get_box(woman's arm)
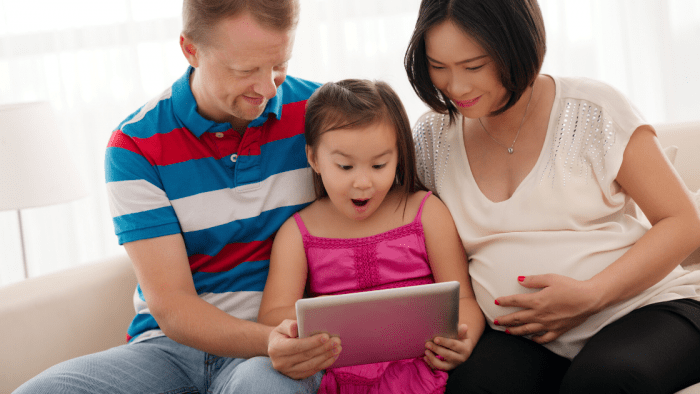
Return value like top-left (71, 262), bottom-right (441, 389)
top-left (258, 216), bottom-right (310, 326)
top-left (495, 125), bottom-right (700, 343)
top-left (587, 125), bottom-right (700, 304)
top-left (420, 194), bottom-right (486, 370)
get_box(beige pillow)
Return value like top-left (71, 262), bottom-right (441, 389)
top-left (664, 145), bottom-right (679, 165)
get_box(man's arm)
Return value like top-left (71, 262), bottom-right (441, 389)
top-left (125, 233), bottom-right (272, 357)
top-left (125, 233), bottom-right (338, 377)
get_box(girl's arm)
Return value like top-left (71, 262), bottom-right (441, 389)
top-left (258, 216), bottom-right (309, 326)
top-left (420, 194), bottom-right (486, 370)
top-left (496, 125), bottom-right (700, 343)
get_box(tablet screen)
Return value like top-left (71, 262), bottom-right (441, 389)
top-left (295, 281), bottom-right (459, 368)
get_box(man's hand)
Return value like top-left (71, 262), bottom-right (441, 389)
top-left (268, 319), bottom-right (341, 379)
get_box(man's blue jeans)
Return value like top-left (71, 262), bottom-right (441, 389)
top-left (13, 336), bottom-right (322, 394)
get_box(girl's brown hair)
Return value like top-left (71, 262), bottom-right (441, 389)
top-left (305, 79), bottom-right (427, 202)
top-left (405, 0), bottom-right (546, 121)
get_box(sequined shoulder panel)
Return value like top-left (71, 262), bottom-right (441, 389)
top-left (413, 113), bottom-right (452, 195)
top-left (540, 99), bottom-right (616, 187)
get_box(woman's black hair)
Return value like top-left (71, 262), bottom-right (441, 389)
top-left (405, 0), bottom-right (546, 121)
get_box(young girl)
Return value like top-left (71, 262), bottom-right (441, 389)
top-left (258, 79), bottom-right (485, 394)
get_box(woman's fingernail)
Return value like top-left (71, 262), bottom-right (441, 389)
top-left (494, 299), bottom-right (500, 305)
top-left (505, 329), bottom-right (511, 334)
top-left (494, 319), bottom-right (500, 326)
top-left (518, 276), bottom-right (525, 282)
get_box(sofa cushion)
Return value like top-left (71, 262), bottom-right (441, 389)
top-left (0, 254), bottom-right (136, 393)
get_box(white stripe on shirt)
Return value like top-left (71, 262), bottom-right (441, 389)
top-left (107, 179), bottom-right (171, 218)
top-left (171, 167), bottom-right (315, 233)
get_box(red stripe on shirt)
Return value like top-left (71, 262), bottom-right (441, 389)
top-left (189, 239), bottom-right (274, 273)
top-left (238, 100), bottom-right (307, 157)
top-left (134, 127), bottom-right (225, 166)
top-left (108, 129), bottom-right (147, 159)
top-left (117, 100), bottom-right (307, 165)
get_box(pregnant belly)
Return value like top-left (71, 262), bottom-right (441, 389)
top-left (467, 239), bottom-right (630, 323)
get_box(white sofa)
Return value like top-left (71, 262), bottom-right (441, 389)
top-left (1, 253), bottom-right (136, 393)
top-left (1, 122), bottom-right (699, 394)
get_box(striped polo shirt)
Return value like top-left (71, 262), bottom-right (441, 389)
top-left (105, 67), bottom-right (320, 343)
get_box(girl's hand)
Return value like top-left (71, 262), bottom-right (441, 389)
top-left (493, 274), bottom-right (600, 344)
top-left (423, 324), bottom-right (472, 371)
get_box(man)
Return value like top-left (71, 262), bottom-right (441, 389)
top-left (14, 1), bottom-right (338, 393)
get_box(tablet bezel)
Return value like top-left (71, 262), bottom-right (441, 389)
top-left (295, 281), bottom-right (460, 368)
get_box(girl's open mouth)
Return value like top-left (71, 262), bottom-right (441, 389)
top-left (352, 199), bottom-right (369, 207)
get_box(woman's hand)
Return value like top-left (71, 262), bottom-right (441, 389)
top-left (493, 274), bottom-right (601, 344)
top-left (423, 324), bottom-right (472, 371)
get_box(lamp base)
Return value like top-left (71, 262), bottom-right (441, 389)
top-left (17, 210), bottom-right (28, 279)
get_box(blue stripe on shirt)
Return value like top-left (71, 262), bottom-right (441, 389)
top-left (192, 259), bottom-right (269, 294)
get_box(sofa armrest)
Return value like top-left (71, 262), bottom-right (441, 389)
top-left (0, 253), bottom-right (136, 393)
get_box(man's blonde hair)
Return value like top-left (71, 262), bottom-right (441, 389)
top-left (182, 0), bottom-right (300, 46)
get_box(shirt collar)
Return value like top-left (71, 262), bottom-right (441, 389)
top-left (172, 66), bottom-right (284, 137)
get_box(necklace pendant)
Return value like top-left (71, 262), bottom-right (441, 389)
top-left (507, 147), bottom-right (514, 154)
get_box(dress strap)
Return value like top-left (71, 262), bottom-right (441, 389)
top-left (292, 213), bottom-right (311, 236)
top-left (413, 191), bottom-right (433, 223)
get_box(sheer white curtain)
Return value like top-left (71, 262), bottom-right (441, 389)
top-left (1, 0), bottom-right (698, 286)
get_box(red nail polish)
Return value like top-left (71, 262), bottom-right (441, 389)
top-left (505, 329), bottom-right (511, 334)
top-left (494, 319), bottom-right (499, 326)
top-left (518, 276), bottom-right (525, 282)
top-left (494, 299), bottom-right (500, 305)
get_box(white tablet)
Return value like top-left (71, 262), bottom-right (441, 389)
top-left (295, 281), bottom-right (459, 368)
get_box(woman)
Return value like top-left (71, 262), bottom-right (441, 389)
top-left (404, 0), bottom-right (700, 393)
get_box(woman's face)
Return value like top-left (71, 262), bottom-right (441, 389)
top-left (424, 20), bottom-right (508, 119)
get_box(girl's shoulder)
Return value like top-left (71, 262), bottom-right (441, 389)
top-left (279, 199), bottom-right (325, 234)
top-left (402, 190), bottom-right (447, 224)
top-left (413, 191), bottom-right (455, 228)
top-left (405, 189), bottom-right (431, 209)
top-left (291, 199), bottom-right (324, 225)
top-left (289, 198), bottom-right (342, 235)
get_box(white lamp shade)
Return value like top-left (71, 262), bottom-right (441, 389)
top-left (0, 101), bottom-right (88, 211)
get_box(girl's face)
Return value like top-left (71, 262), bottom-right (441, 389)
top-left (424, 20), bottom-right (508, 119)
top-left (307, 121), bottom-right (399, 222)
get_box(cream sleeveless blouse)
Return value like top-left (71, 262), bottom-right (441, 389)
top-left (413, 76), bottom-right (700, 359)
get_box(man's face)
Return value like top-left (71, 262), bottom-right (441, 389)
top-left (185, 13), bottom-right (295, 129)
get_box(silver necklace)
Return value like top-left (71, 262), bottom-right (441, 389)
top-left (477, 86), bottom-right (535, 154)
